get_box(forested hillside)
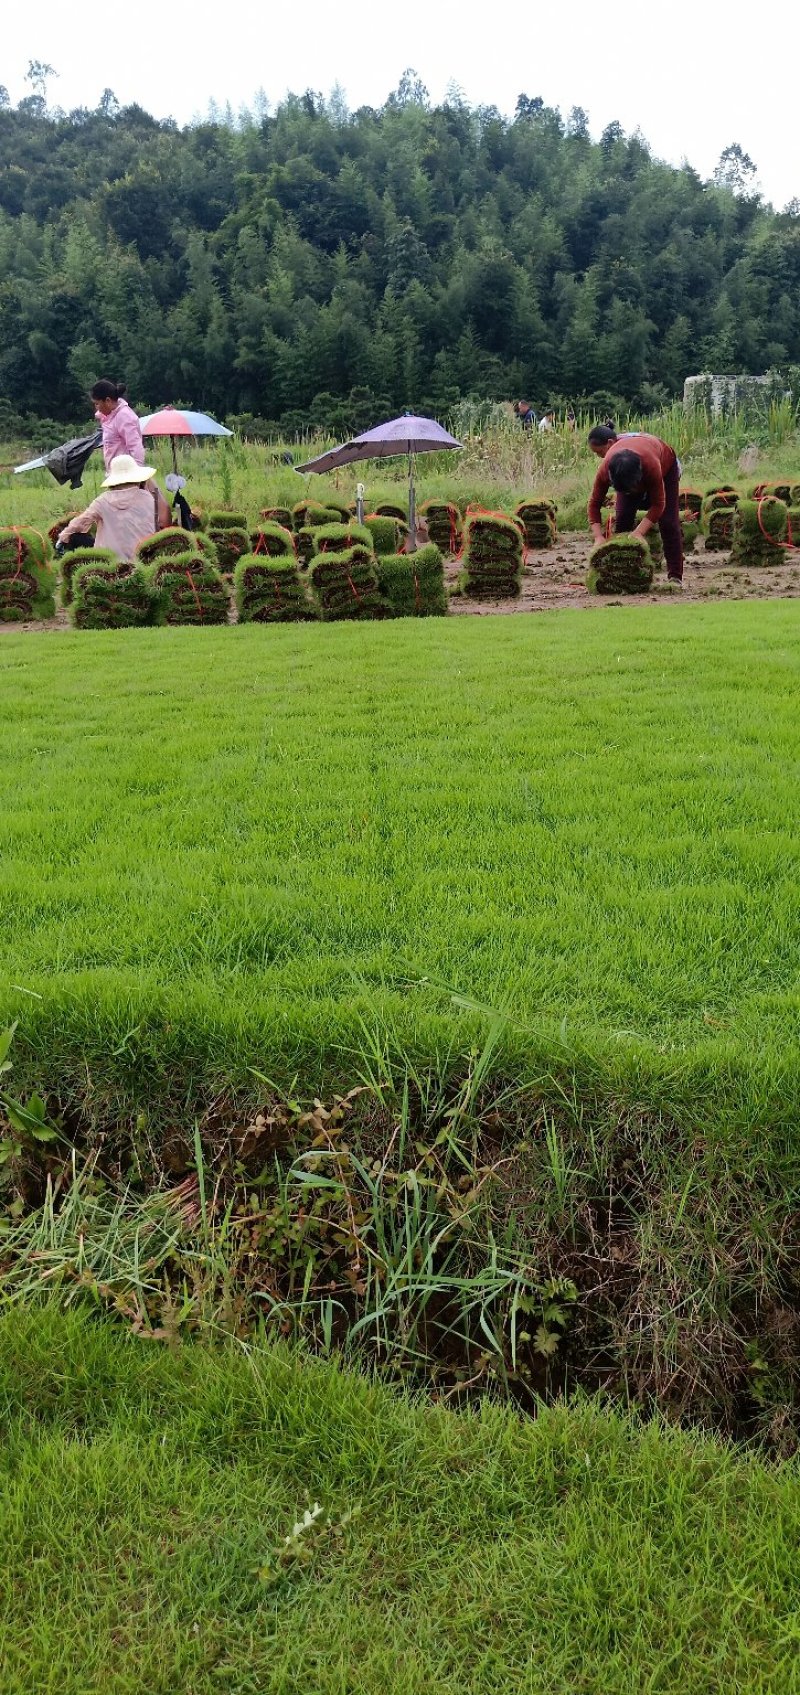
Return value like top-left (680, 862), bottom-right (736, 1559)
top-left (1, 73), bottom-right (799, 433)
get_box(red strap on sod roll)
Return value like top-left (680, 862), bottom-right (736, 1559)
top-left (183, 568), bottom-right (204, 619)
top-left (756, 497), bottom-right (791, 550)
top-left (9, 526), bottom-right (46, 584)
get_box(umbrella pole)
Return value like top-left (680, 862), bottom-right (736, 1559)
top-left (171, 437), bottom-right (178, 475)
top-left (407, 452), bottom-right (417, 554)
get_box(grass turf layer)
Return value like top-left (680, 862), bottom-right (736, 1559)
top-left (71, 561), bottom-right (154, 629)
top-left (1, 1305), bottom-right (800, 1695)
top-left (145, 553), bottom-right (230, 625)
top-left (731, 497), bottom-right (789, 566)
top-left (587, 535), bottom-right (653, 593)
top-left (234, 553), bottom-right (318, 623)
top-left (0, 527), bottom-right (57, 619)
top-left (2, 604), bottom-right (800, 1126)
top-left (376, 544), bottom-right (447, 616)
top-left (515, 497), bottom-right (557, 549)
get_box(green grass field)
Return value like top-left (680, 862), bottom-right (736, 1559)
top-left (2, 1305), bottom-right (799, 1695)
top-left (2, 600), bottom-right (800, 1125)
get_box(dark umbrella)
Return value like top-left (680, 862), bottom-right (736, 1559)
top-left (140, 407), bottom-right (232, 473)
top-left (295, 414), bottom-right (462, 552)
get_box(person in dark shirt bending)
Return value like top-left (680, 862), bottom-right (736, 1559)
top-left (587, 425), bottom-right (683, 583)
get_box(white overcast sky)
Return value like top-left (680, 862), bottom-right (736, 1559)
top-left (4, 0), bottom-right (799, 209)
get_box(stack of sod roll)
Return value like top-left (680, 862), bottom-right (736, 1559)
top-left (704, 510), bottom-right (736, 550)
top-left (702, 498), bottom-right (737, 551)
top-left (58, 544), bottom-right (102, 607)
top-left (587, 535), bottom-right (653, 594)
top-left (206, 511), bottom-right (250, 575)
top-left (142, 545), bottom-right (229, 624)
top-left (374, 502), bottom-right (407, 522)
top-left (376, 544), bottom-right (447, 617)
top-left (458, 512), bottom-right (524, 598)
top-left (234, 555), bottom-right (319, 623)
top-left (292, 498), bottom-right (345, 531)
top-left (309, 542), bottom-right (387, 621)
top-left (750, 482), bottom-right (792, 503)
top-left (514, 498), bottom-right (557, 549)
top-left (136, 528), bottom-right (211, 566)
top-left (61, 546), bottom-right (113, 607)
top-left (312, 522), bottom-right (374, 554)
top-left (640, 520), bottom-right (664, 567)
top-left (680, 519), bottom-right (700, 554)
top-left (48, 514), bottom-right (79, 548)
top-left (315, 493), bottom-right (353, 521)
top-left (419, 499), bottom-right (463, 555)
top-left (730, 497), bottom-right (788, 566)
top-left (363, 514), bottom-right (406, 555)
top-left (71, 559), bottom-right (153, 628)
top-left (260, 506), bottom-right (293, 530)
top-left (247, 522), bottom-right (296, 558)
top-left (0, 527), bottom-right (57, 620)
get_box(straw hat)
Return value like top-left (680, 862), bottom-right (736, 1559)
top-left (102, 453), bottom-right (155, 488)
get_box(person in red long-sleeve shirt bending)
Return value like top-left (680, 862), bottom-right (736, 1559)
top-left (587, 425), bottom-right (683, 583)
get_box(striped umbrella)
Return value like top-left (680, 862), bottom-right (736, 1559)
top-left (140, 408), bottom-right (232, 471)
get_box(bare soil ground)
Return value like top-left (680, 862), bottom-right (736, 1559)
top-left (3, 536), bottom-right (800, 633)
top-left (447, 535), bottom-right (800, 615)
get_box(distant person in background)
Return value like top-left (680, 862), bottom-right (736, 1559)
top-left (538, 409), bottom-right (556, 433)
top-left (57, 454), bottom-right (164, 561)
top-left (514, 400), bottom-right (536, 431)
top-left (566, 407), bottom-right (577, 431)
top-left (90, 380), bottom-right (145, 470)
top-left (587, 424), bottom-right (683, 583)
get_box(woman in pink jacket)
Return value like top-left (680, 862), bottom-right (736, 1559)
top-left (90, 379), bottom-right (144, 470)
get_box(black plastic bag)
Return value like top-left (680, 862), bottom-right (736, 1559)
top-left (42, 429), bottom-right (103, 489)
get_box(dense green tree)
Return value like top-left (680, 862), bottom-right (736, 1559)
top-left (0, 84), bottom-right (797, 431)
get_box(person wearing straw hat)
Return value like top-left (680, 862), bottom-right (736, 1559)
top-left (57, 453), bottom-right (166, 562)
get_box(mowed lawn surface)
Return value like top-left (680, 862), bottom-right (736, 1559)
top-left (2, 599), bottom-right (800, 1116)
top-left (2, 1306), bottom-right (800, 1695)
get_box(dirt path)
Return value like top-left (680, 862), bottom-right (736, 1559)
top-left (447, 535), bottom-right (800, 615)
top-left (3, 536), bottom-right (800, 634)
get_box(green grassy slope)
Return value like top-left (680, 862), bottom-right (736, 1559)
top-left (2, 1308), bottom-right (800, 1695)
top-left (2, 601), bottom-right (800, 1123)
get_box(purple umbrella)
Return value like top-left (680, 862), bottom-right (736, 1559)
top-left (296, 414), bottom-right (462, 552)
